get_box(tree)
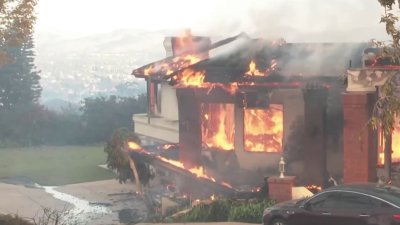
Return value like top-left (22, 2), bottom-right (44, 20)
top-left (104, 128), bottom-right (154, 192)
top-left (368, 0), bottom-right (400, 179)
top-left (80, 94), bottom-right (147, 143)
top-left (0, 35), bottom-right (42, 109)
top-left (0, 0), bottom-right (37, 66)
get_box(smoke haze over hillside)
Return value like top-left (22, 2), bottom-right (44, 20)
top-left (33, 0), bottom-right (390, 104)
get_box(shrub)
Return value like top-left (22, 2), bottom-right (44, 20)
top-left (228, 200), bottom-right (275, 223)
top-left (169, 199), bottom-right (276, 224)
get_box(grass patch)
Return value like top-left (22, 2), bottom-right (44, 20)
top-left (0, 145), bottom-right (115, 186)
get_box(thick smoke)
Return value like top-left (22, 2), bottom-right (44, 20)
top-left (196, 0), bottom-right (388, 43)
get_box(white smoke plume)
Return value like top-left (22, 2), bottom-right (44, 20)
top-left (194, 0), bottom-right (389, 43)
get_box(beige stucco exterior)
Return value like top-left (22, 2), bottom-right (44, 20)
top-left (133, 113), bottom-right (179, 143)
top-left (160, 83), bottom-right (179, 121)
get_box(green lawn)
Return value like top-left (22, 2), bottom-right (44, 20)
top-left (0, 145), bottom-right (115, 186)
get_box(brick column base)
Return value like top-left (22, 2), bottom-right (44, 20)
top-left (268, 176), bottom-right (295, 203)
top-left (342, 92), bottom-right (378, 183)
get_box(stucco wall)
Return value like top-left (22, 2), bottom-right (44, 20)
top-left (133, 114), bottom-right (179, 143)
top-left (160, 83), bottom-right (179, 121)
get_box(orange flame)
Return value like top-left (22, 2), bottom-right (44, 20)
top-left (177, 68), bottom-right (206, 87)
top-left (174, 29), bottom-right (194, 54)
top-left (245, 59), bottom-right (278, 77)
top-left (140, 30), bottom-right (206, 77)
top-left (202, 104), bottom-right (235, 151)
top-left (143, 66), bottom-right (154, 76)
top-left (141, 54), bottom-right (203, 77)
top-left (378, 121), bottom-right (400, 165)
top-left (157, 156), bottom-right (221, 184)
top-left (157, 156), bottom-right (185, 169)
top-left (244, 105), bottom-right (283, 152)
top-left (245, 60), bottom-right (264, 76)
top-left (127, 141), bottom-right (142, 151)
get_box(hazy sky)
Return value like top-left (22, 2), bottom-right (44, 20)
top-left (35, 0), bottom-right (389, 42)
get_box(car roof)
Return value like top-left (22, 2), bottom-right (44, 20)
top-left (322, 183), bottom-right (400, 206)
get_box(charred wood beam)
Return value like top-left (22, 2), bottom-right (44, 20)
top-left (128, 152), bottom-right (235, 195)
top-left (194, 87), bottom-right (236, 103)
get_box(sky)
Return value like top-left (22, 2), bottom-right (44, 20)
top-left (34, 0), bottom-right (390, 42)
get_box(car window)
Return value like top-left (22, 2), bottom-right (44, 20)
top-left (337, 192), bottom-right (374, 210)
top-left (369, 197), bottom-right (397, 210)
top-left (373, 186), bottom-right (400, 207)
top-left (308, 192), bottom-right (340, 210)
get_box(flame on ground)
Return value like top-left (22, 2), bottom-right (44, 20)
top-left (126, 141), bottom-right (233, 189)
top-left (244, 104), bottom-right (283, 152)
top-left (202, 104), bottom-right (235, 151)
top-left (157, 156), bottom-right (226, 186)
top-left (378, 121), bottom-right (400, 165)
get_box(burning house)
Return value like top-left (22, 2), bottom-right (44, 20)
top-left (130, 30), bottom-right (387, 197)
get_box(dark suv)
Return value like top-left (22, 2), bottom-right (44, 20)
top-left (263, 183), bottom-right (400, 225)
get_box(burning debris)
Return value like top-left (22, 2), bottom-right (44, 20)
top-left (126, 141), bottom-right (234, 190)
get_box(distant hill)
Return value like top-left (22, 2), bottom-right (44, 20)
top-left (34, 29), bottom-right (160, 104)
top-left (34, 28), bottom-right (184, 57)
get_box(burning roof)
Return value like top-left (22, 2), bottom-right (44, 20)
top-left (132, 32), bottom-right (370, 88)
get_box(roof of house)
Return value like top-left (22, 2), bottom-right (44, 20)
top-left (132, 33), bottom-right (371, 86)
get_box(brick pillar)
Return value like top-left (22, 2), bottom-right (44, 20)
top-left (268, 176), bottom-right (295, 203)
top-left (342, 92), bottom-right (378, 183)
top-left (302, 88), bottom-right (328, 186)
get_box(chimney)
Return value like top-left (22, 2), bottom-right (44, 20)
top-left (163, 29), bottom-right (212, 57)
